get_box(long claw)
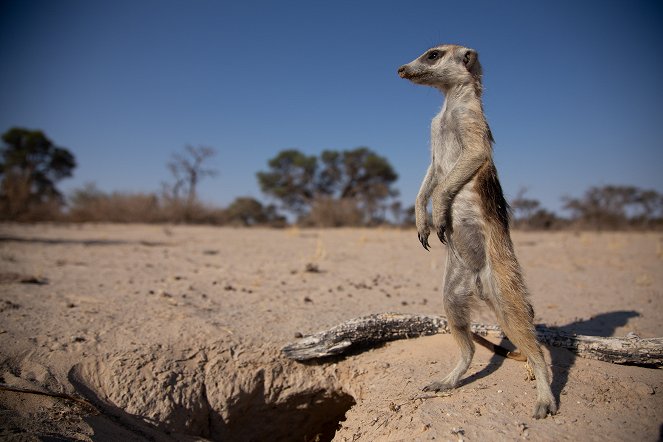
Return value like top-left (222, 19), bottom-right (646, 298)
top-left (437, 226), bottom-right (447, 245)
top-left (418, 233), bottom-right (430, 251)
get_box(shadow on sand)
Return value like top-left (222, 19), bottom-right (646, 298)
top-left (0, 234), bottom-right (168, 247)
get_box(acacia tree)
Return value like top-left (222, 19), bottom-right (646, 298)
top-left (257, 147), bottom-right (398, 224)
top-left (256, 149), bottom-right (318, 216)
top-left (339, 147), bottom-right (398, 222)
top-left (0, 127), bottom-right (76, 220)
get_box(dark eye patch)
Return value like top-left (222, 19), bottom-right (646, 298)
top-left (424, 50), bottom-right (445, 63)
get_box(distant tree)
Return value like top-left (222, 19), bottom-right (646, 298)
top-left (626, 189), bottom-right (663, 229)
top-left (224, 196), bottom-right (285, 226)
top-left (562, 185), bottom-right (662, 229)
top-left (256, 149), bottom-right (318, 216)
top-left (257, 147), bottom-right (398, 224)
top-left (0, 127), bottom-right (76, 220)
top-left (163, 145), bottom-right (217, 221)
top-left (166, 145), bottom-right (217, 205)
top-left (510, 188), bottom-right (540, 224)
top-left (389, 200), bottom-right (403, 225)
top-left (328, 147), bottom-right (399, 223)
top-left (402, 204), bottom-right (416, 227)
top-left (509, 188), bottom-right (562, 230)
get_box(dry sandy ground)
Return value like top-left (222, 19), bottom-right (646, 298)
top-left (0, 224), bottom-right (661, 441)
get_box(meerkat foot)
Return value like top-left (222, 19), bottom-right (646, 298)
top-left (422, 380), bottom-right (456, 392)
top-left (533, 398), bottom-right (557, 419)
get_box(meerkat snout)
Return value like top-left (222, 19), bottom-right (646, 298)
top-left (397, 64), bottom-right (416, 79)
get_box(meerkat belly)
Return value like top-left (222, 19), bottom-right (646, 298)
top-left (449, 182), bottom-right (486, 273)
top-left (431, 122), bottom-right (461, 176)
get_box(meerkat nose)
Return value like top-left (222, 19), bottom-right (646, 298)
top-left (397, 65), bottom-right (407, 77)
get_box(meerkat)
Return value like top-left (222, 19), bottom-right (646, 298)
top-left (397, 44), bottom-right (557, 419)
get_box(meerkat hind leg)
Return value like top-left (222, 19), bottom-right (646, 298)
top-left (422, 320), bottom-right (474, 392)
top-left (494, 301), bottom-right (557, 418)
top-left (423, 259), bottom-right (476, 392)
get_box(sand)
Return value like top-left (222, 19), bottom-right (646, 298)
top-left (0, 224), bottom-right (661, 441)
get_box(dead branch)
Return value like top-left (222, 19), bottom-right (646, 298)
top-left (282, 313), bottom-right (663, 367)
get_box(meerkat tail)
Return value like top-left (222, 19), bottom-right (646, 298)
top-left (471, 332), bottom-right (527, 361)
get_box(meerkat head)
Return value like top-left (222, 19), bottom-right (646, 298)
top-left (398, 44), bottom-right (483, 95)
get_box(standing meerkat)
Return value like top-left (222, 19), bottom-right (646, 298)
top-left (397, 44), bottom-right (557, 419)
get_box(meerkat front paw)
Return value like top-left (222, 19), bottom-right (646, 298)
top-left (435, 223), bottom-right (448, 245)
top-left (415, 207), bottom-right (431, 251)
top-left (432, 199), bottom-right (450, 245)
top-left (417, 228), bottom-right (431, 251)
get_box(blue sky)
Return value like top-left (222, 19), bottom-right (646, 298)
top-left (1, 0), bottom-right (662, 214)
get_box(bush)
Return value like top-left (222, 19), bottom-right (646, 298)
top-left (301, 197), bottom-right (364, 227)
top-left (66, 184), bottom-right (286, 226)
top-left (68, 184), bottom-right (163, 223)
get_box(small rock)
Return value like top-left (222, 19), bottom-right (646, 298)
top-left (450, 427), bottom-right (464, 436)
top-left (305, 263), bottom-right (320, 273)
top-left (303, 296), bottom-right (313, 303)
top-left (632, 381), bottom-right (655, 396)
top-left (294, 332), bottom-right (303, 338)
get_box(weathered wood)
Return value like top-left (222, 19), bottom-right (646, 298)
top-left (282, 313), bottom-right (663, 367)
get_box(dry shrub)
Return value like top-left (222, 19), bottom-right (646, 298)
top-left (68, 186), bottom-right (163, 223)
top-left (302, 197), bottom-right (364, 227)
top-left (66, 185), bottom-right (280, 226)
top-left (11, 200), bottom-right (63, 222)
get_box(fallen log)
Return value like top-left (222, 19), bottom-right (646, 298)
top-left (282, 313), bottom-right (663, 368)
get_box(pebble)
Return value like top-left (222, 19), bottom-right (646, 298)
top-left (632, 381), bottom-right (654, 396)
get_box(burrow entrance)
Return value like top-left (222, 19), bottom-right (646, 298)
top-left (69, 343), bottom-right (356, 441)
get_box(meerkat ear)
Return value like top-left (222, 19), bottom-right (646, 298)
top-left (463, 49), bottom-right (477, 70)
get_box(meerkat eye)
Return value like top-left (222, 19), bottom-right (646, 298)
top-left (427, 51), bottom-right (440, 60)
